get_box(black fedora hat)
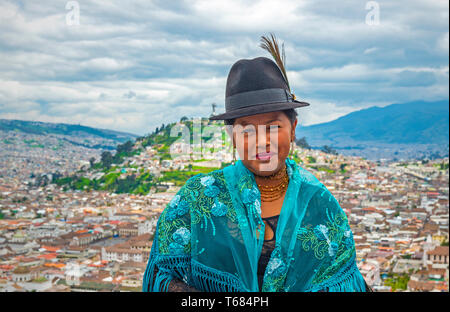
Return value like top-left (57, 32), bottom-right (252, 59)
top-left (209, 56), bottom-right (309, 121)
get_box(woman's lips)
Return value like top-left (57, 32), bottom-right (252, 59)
top-left (256, 152), bottom-right (275, 160)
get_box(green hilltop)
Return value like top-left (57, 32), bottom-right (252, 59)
top-left (51, 117), bottom-right (231, 195)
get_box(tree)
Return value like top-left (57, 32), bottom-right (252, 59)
top-left (89, 157), bottom-right (96, 167)
top-left (101, 151), bottom-right (113, 169)
top-left (307, 156), bottom-right (316, 163)
top-left (116, 140), bottom-right (133, 154)
top-left (116, 174), bottom-right (138, 193)
top-left (35, 174), bottom-right (49, 187)
top-left (321, 145), bottom-right (338, 155)
top-left (51, 171), bottom-right (63, 183)
top-left (295, 136), bottom-right (311, 149)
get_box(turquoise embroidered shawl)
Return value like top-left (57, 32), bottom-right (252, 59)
top-left (142, 158), bottom-right (366, 292)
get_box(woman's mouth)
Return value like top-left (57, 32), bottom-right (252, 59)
top-left (256, 152), bottom-right (275, 161)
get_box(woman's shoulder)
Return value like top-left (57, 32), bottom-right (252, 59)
top-left (295, 163), bottom-right (329, 198)
top-left (294, 163), bottom-right (342, 213)
top-left (295, 163), bottom-right (323, 187)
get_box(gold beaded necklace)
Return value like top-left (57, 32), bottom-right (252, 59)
top-left (255, 164), bottom-right (289, 202)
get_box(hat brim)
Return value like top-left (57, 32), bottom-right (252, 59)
top-left (209, 100), bottom-right (310, 121)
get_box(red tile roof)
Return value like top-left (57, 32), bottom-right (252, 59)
top-left (427, 246), bottom-right (449, 256)
top-left (41, 246), bottom-right (61, 252)
top-left (37, 253), bottom-right (57, 260)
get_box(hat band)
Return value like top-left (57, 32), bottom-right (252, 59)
top-left (225, 88), bottom-right (293, 112)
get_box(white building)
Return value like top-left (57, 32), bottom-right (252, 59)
top-left (138, 219), bottom-right (157, 236)
top-left (101, 247), bottom-right (145, 263)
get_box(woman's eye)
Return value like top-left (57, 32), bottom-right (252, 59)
top-left (241, 126), bottom-right (279, 134)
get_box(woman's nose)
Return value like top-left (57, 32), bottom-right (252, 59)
top-left (257, 131), bottom-right (273, 147)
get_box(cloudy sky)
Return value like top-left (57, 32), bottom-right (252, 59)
top-left (0, 0), bottom-right (448, 136)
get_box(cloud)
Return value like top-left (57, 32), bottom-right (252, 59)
top-left (363, 47), bottom-right (378, 55)
top-left (123, 90), bottom-right (137, 99)
top-left (391, 70), bottom-right (437, 87)
top-left (437, 32), bottom-right (449, 54)
top-left (0, 0), bottom-right (448, 135)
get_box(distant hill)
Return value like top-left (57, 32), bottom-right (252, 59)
top-left (296, 100), bottom-right (449, 160)
top-left (0, 119), bottom-right (140, 151)
top-left (50, 117), bottom-right (228, 195)
top-left (0, 119), bottom-right (139, 143)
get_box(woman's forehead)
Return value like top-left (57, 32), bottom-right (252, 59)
top-left (235, 111), bottom-right (287, 125)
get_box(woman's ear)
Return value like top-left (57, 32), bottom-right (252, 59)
top-left (225, 124), bottom-right (236, 148)
top-left (291, 118), bottom-right (298, 142)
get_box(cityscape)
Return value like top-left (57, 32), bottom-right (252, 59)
top-left (0, 122), bottom-right (448, 292)
top-left (0, 0), bottom-right (447, 296)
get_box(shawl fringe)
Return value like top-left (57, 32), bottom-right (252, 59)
top-left (326, 269), bottom-right (366, 292)
top-left (191, 259), bottom-right (244, 292)
top-left (142, 253), bottom-right (191, 292)
top-left (307, 257), bottom-right (366, 292)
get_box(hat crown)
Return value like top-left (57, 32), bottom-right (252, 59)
top-left (225, 57), bottom-right (289, 98)
top-left (209, 56), bottom-right (309, 121)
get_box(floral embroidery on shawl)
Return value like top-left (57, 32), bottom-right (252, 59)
top-left (261, 244), bottom-right (288, 292)
top-left (158, 170), bottom-right (238, 256)
top-left (297, 207), bottom-right (349, 260)
top-left (144, 158), bottom-right (366, 292)
top-left (296, 186), bottom-right (362, 290)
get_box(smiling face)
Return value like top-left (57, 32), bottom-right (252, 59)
top-left (231, 111), bottom-right (297, 177)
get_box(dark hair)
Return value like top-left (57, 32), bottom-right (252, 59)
top-left (224, 108), bottom-right (298, 126)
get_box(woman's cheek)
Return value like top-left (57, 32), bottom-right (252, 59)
top-left (278, 131), bottom-right (289, 157)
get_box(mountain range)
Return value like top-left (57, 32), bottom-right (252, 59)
top-left (0, 119), bottom-right (138, 150)
top-left (1, 99), bottom-right (448, 160)
top-left (296, 100), bottom-right (449, 160)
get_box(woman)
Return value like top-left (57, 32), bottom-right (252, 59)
top-left (142, 36), bottom-right (370, 292)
